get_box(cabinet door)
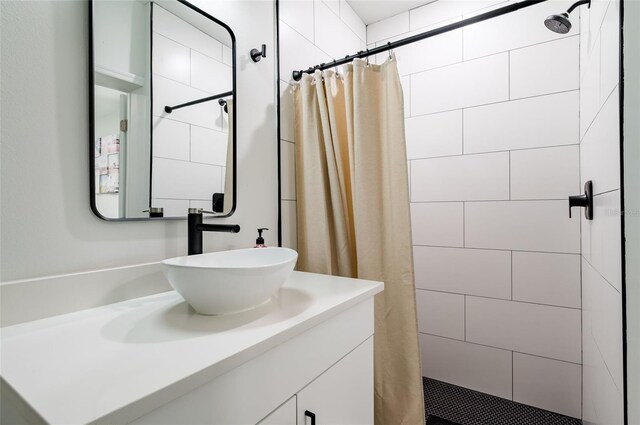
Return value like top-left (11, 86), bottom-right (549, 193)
top-left (297, 337), bottom-right (373, 425)
top-left (257, 396), bottom-right (296, 425)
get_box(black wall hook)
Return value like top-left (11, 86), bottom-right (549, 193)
top-left (250, 44), bottom-right (267, 62)
top-left (569, 180), bottom-right (593, 220)
top-left (218, 98), bottom-right (228, 113)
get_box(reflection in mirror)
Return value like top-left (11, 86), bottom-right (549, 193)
top-left (91, 0), bottom-right (235, 220)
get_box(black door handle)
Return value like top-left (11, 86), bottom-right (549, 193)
top-left (304, 410), bottom-right (316, 425)
top-left (569, 180), bottom-right (593, 220)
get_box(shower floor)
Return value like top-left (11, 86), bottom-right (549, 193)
top-left (423, 377), bottom-right (582, 425)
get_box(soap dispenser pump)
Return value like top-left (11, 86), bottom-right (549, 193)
top-left (255, 228), bottom-right (269, 248)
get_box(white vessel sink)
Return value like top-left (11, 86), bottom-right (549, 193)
top-left (161, 248), bottom-right (298, 315)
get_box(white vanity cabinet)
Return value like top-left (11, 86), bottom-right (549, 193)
top-left (258, 397), bottom-right (296, 425)
top-left (295, 337), bottom-right (374, 425)
top-left (130, 299), bottom-right (375, 425)
top-left (258, 335), bottom-right (373, 425)
top-left (257, 337), bottom-right (373, 425)
top-left (0, 272), bottom-right (382, 425)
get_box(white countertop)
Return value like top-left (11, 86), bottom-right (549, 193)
top-left (0, 271), bottom-right (383, 425)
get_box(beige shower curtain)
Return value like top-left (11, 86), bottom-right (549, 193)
top-left (294, 58), bottom-right (424, 425)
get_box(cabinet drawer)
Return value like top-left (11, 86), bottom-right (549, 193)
top-left (297, 337), bottom-right (374, 425)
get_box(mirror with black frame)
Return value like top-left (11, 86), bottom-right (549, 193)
top-left (90, 0), bottom-right (235, 220)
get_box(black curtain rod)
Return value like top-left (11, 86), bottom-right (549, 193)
top-left (165, 90), bottom-right (233, 114)
top-left (292, 0), bottom-right (547, 81)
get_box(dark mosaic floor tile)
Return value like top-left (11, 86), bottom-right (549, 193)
top-left (427, 415), bottom-right (461, 425)
top-left (423, 377), bottom-right (582, 425)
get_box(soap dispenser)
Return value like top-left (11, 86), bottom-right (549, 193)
top-left (255, 228), bottom-right (269, 248)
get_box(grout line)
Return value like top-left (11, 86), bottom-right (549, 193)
top-left (406, 88), bottom-right (580, 120)
top-left (592, 188), bottom-right (621, 197)
top-left (461, 17), bottom-right (464, 61)
top-left (508, 151), bottom-right (511, 200)
top-left (153, 32), bottom-right (228, 65)
top-left (580, 81), bottom-right (619, 141)
top-left (376, 30), bottom-right (578, 62)
top-left (512, 351), bottom-right (515, 399)
top-left (588, 324), bottom-right (624, 394)
top-left (462, 202), bottom-right (466, 248)
top-left (279, 20), bottom-right (332, 69)
top-left (153, 155), bottom-right (225, 168)
top-left (408, 160), bottom-right (412, 198)
top-left (408, 142), bottom-right (581, 162)
top-left (464, 295), bottom-right (467, 341)
top-left (282, 4), bottom-right (369, 65)
top-left (153, 115), bottom-right (227, 134)
top-left (582, 255), bottom-right (622, 295)
top-left (421, 332), bottom-right (583, 366)
top-left (408, 75), bottom-right (411, 117)
top-left (510, 251), bottom-right (513, 300)
top-left (461, 109), bottom-right (465, 154)
top-left (413, 244), bottom-right (581, 257)
top-left (410, 198), bottom-right (570, 203)
top-left (153, 72), bottom-right (230, 98)
top-left (154, 197), bottom-right (212, 202)
top-left (415, 287), bottom-right (582, 311)
top-left (508, 50), bottom-right (511, 100)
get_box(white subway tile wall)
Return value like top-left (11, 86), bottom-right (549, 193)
top-left (367, 0), bottom-right (584, 418)
top-left (464, 200), bottom-right (580, 253)
top-left (463, 91), bottom-right (579, 154)
top-left (410, 53), bottom-right (509, 115)
top-left (411, 152), bottom-right (509, 201)
top-left (509, 145), bottom-right (580, 200)
top-left (509, 36), bottom-right (579, 99)
top-left (465, 296), bottom-right (581, 363)
top-left (152, 5), bottom-right (231, 213)
top-left (405, 110), bottom-right (462, 159)
top-left (512, 251), bottom-right (581, 308)
top-left (512, 353), bottom-right (582, 418)
top-left (410, 202), bottom-right (464, 247)
top-left (413, 246), bottom-right (511, 299)
top-left (416, 290), bottom-right (465, 340)
top-left (420, 333), bottom-right (513, 399)
top-left (579, 0), bottom-right (623, 422)
top-left (278, 0), bottom-right (367, 249)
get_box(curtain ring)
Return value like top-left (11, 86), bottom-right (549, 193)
top-left (365, 49), bottom-right (370, 66)
top-left (387, 41), bottom-right (392, 59)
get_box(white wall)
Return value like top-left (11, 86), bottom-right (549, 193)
top-left (624, 3), bottom-right (640, 424)
top-left (579, 0), bottom-right (625, 423)
top-left (278, 0), bottom-right (367, 250)
top-left (366, 0), bottom-right (583, 418)
top-left (151, 5), bottom-right (232, 216)
top-left (0, 0), bottom-right (278, 325)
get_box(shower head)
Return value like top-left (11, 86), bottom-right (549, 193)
top-left (543, 0), bottom-right (590, 34)
top-left (544, 13), bottom-right (571, 34)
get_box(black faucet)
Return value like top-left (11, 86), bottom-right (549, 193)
top-left (188, 208), bottom-right (240, 255)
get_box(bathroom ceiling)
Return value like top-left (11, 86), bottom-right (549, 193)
top-left (346, 0), bottom-right (437, 25)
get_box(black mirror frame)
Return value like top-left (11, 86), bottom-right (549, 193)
top-left (88, 0), bottom-right (237, 221)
